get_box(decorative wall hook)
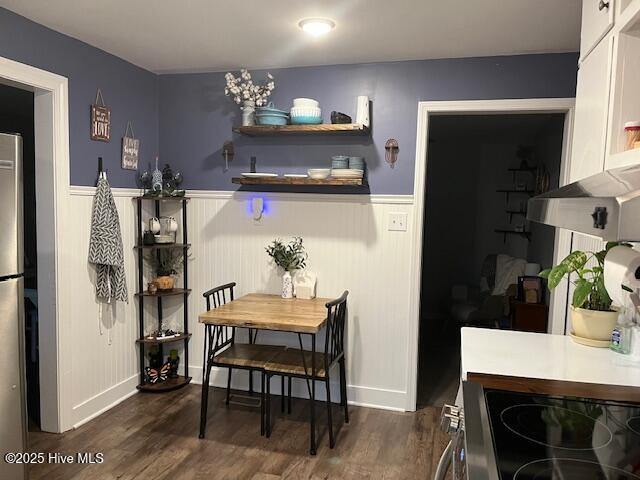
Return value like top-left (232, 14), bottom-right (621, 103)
top-left (385, 139), bottom-right (399, 168)
top-left (222, 140), bottom-right (235, 171)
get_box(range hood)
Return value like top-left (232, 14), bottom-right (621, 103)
top-left (527, 164), bottom-right (640, 241)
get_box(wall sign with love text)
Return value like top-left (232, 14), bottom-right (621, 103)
top-left (90, 89), bottom-right (111, 142)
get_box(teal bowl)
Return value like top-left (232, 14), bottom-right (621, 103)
top-left (291, 115), bottom-right (322, 125)
top-left (256, 113), bottom-right (289, 126)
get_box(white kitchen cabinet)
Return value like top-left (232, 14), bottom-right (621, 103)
top-left (604, 8), bottom-right (640, 168)
top-left (580, 0), bottom-right (616, 63)
top-left (570, 35), bottom-right (615, 182)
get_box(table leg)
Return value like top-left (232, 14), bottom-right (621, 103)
top-left (199, 325), bottom-right (213, 439)
top-left (266, 374), bottom-right (272, 438)
top-left (260, 372), bottom-right (265, 436)
top-left (281, 375), bottom-right (285, 413)
top-left (310, 334), bottom-right (316, 455)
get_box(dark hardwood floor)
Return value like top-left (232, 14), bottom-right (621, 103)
top-left (28, 385), bottom-right (451, 479)
top-left (417, 322), bottom-right (460, 409)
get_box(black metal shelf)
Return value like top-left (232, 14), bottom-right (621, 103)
top-left (135, 195), bottom-right (190, 201)
top-left (495, 229), bottom-right (532, 242)
top-left (135, 288), bottom-right (192, 298)
top-left (135, 196), bottom-right (190, 393)
top-left (134, 243), bottom-right (191, 250)
top-left (136, 333), bottom-right (192, 344)
top-left (505, 210), bottom-right (528, 223)
top-left (137, 376), bottom-right (192, 392)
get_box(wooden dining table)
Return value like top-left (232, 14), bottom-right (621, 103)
top-left (198, 293), bottom-right (332, 454)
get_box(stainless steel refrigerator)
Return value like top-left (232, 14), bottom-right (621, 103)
top-left (0, 132), bottom-right (27, 480)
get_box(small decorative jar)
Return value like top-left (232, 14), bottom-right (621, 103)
top-left (147, 282), bottom-right (158, 295)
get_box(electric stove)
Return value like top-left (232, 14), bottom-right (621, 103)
top-left (484, 387), bottom-right (640, 479)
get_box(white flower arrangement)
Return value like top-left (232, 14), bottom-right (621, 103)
top-left (224, 69), bottom-right (275, 107)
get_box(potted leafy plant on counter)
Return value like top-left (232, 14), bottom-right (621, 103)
top-left (266, 237), bottom-right (307, 298)
top-left (540, 242), bottom-right (631, 345)
top-left (145, 249), bottom-right (185, 291)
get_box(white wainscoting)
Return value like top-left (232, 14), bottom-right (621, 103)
top-left (65, 187), bottom-right (415, 426)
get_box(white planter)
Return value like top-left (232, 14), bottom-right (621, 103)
top-left (571, 307), bottom-right (618, 342)
top-left (241, 100), bottom-right (255, 126)
top-left (281, 271), bottom-right (293, 299)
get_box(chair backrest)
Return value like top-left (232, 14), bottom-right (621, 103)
top-left (203, 282), bottom-right (236, 311)
top-left (324, 291), bottom-right (348, 369)
top-left (203, 282), bottom-right (236, 353)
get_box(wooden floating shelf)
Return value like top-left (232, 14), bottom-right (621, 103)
top-left (135, 288), bottom-right (192, 298)
top-left (136, 333), bottom-right (192, 344)
top-left (232, 177), bottom-right (365, 186)
top-left (232, 123), bottom-right (370, 136)
top-left (137, 376), bottom-right (192, 392)
top-left (134, 243), bottom-right (191, 250)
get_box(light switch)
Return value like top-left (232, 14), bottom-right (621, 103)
top-left (388, 212), bottom-right (408, 231)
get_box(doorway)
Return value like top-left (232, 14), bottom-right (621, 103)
top-left (417, 113), bottom-right (566, 407)
top-left (0, 84), bottom-right (40, 428)
top-left (405, 99), bottom-right (575, 411)
top-left (0, 56), bottom-right (70, 433)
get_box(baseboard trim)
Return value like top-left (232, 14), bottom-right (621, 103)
top-left (188, 365), bottom-right (408, 412)
top-left (68, 185), bottom-right (414, 205)
top-left (71, 374), bottom-right (138, 428)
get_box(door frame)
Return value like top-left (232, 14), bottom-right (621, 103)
top-left (406, 98), bottom-right (575, 411)
top-left (0, 56), bottom-right (70, 432)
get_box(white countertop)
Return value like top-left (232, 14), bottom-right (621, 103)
top-left (461, 327), bottom-right (640, 388)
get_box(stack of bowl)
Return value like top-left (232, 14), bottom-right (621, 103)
top-left (256, 102), bottom-right (289, 126)
top-left (348, 156), bottom-right (365, 171)
top-left (290, 98), bottom-right (322, 125)
top-left (331, 155), bottom-right (349, 169)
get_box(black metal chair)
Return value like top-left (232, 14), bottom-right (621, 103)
top-left (198, 282), bottom-right (285, 438)
top-left (264, 291), bottom-right (349, 451)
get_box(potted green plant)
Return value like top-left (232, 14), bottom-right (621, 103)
top-left (265, 237), bottom-right (307, 298)
top-left (145, 249), bottom-right (185, 291)
top-left (540, 242), bottom-right (631, 344)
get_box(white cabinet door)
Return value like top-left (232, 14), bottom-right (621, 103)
top-left (580, 0), bottom-right (615, 63)
top-left (570, 35), bottom-right (614, 182)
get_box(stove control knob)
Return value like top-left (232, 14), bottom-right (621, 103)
top-left (440, 404), bottom-right (462, 434)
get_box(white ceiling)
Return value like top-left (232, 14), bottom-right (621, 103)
top-left (0, 0), bottom-right (581, 74)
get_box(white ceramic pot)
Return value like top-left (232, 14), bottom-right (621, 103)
top-left (571, 307), bottom-right (618, 342)
top-left (282, 271), bottom-right (294, 299)
top-left (148, 217), bottom-right (161, 234)
top-left (241, 100), bottom-right (256, 126)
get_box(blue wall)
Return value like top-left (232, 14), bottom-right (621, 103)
top-left (0, 7), bottom-right (578, 193)
top-left (159, 54), bottom-right (578, 194)
top-left (0, 7), bottom-right (158, 188)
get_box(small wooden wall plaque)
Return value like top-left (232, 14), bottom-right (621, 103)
top-left (121, 121), bottom-right (139, 170)
top-left (91, 89), bottom-right (111, 142)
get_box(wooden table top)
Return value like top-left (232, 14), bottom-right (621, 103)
top-left (198, 293), bottom-right (332, 333)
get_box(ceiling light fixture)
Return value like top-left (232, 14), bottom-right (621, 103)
top-left (299, 18), bottom-right (335, 37)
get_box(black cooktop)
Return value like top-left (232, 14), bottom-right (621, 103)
top-left (484, 389), bottom-right (640, 479)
